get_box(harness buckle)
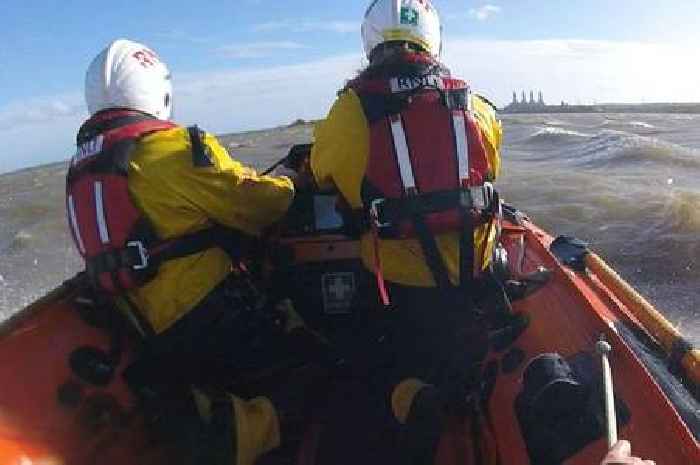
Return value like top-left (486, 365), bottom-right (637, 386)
top-left (460, 189), bottom-right (474, 209)
top-left (482, 182), bottom-right (497, 213)
top-left (469, 182), bottom-right (496, 212)
top-left (467, 187), bottom-right (486, 210)
top-left (461, 183), bottom-right (498, 215)
top-left (127, 241), bottom-right (149, 270)
top-left (369, 198), bottom-right (391, 228)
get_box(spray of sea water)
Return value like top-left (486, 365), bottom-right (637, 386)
top-left (0, 115), bottom-right (698, 343)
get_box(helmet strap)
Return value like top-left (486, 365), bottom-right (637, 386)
top-left (370, 41), bottom-right (426, 65)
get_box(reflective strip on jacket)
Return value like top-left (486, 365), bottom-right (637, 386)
top-left (310, 89), bottom-right (503, 288)
top-left (123, 126), bottom-right (294, 332)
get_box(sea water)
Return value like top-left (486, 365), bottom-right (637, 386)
top-left (0, 116), bottom-right (698, 343)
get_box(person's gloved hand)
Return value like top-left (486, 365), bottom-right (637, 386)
top-left (601, 440), bottom-right (655, 465)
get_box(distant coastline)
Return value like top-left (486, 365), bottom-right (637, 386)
top-left (500, 102), bottom-right (700, 114)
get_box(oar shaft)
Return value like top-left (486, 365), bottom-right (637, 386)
top-left (596, 339), bottom-right (618, 448)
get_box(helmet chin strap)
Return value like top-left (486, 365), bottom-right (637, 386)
top-left (370, 41), bottom-right (426, 65)
top-left (163, 92), bottom-right (173, 121)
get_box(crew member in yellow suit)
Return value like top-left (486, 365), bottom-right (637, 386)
top-left (74, 39), bottom-right (310, 465)
top-left (306, 1), bottom-right (503, 463)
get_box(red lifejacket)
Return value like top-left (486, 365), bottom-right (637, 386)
top-left (349, 65), bottom-right (499, 294)
top-left (66, 110), bottom-right (229, 294)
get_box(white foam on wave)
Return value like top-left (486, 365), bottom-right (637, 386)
top-left (14, 231), bottom-right (32, 241)
top-left (574, 129), bottom-right (700, 170)
top-left (544, 119), bottom-right (567, 127)
top-left (599, 118), bottom-right (656, 130)
top-left (629, 121), bottom-right (655, 129)
top-left (530, 127), bottom-right (592, 139)
top-left (583, 130), bottom-right (663, 156)
top-left (671, 115), bottom-right (696, 121)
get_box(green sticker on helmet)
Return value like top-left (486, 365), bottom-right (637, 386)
top-left (400, 7), bottom-right (419, 25)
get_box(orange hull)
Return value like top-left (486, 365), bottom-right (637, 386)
top-left (0, 214), bottom-right (697, 464)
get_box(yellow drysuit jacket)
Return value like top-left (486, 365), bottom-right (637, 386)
top-left (311, 89), bottom-right (502, 288)
top-left (123, 127), bottom-right (294, 333)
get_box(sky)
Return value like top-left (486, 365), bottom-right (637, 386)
top-left (1, 0), bottom-right (700, 173)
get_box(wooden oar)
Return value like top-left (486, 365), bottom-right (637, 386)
top-left (586, 253), bottom-right (700, 388)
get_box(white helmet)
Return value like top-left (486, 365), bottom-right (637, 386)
top-left (85, 39), bottom-right (173, 120)
top-left (361, 0), bottom-right (442, 60)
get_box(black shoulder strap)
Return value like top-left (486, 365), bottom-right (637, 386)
top-left (356, 92), bottom-right (411, 124)
top-left (444, 88), bottom-right (470, 111)
top-left (188, 125), bottom-right (213, 167)
top-left (357, 87), bottom-right (469, 126)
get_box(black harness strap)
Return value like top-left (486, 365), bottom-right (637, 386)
top-left (86, 227), bottom-right (244, 279)
top-left (188, 126), bottom-right (214, 167)
top-left (357, 189), bottom-right (491, 237)
top-left (358, 188), bottom-right (490, 289)
top-left (412, 211), bottom-right (453, 289)
top-left (444, 88), bottom-right (470, 111)
top-left (348, 188), bottom-right (492, 290)
top-left (459, 213), bottom-right (475, 289)
top-left (379, 190), bottom-right (468, 229)
top-left (152, 227), bottom-right (245, 263)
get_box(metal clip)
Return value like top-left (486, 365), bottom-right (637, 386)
top-left (369, 198), bottom-right (390, 228)
top-left (127, 241), bottom-right (149, 270)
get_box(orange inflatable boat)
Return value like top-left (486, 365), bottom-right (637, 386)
top-left (0, 191), bottom-right (698, 465)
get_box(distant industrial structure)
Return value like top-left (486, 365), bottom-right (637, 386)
top-left (500, 90), bottom-right (700, 114)
top-left (503, 90), bottom-right (546, 112)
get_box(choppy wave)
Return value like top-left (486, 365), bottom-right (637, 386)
top-left (598, 118), bottom-right (661, 133)
top-left (526, 126), bottom-right (592, 144)
top-left (664, 190), bottom-right (700, 235)
top-left (574, 130), bottom-right (700, 169)
top-left (670, 115), bottom-right (697, 121)
top-left (612, 189), bottom-right (700, 238)
top-left (506, 116), bottom-right (561, 126)
top-left (544, 119), bottom-right (569, 127)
